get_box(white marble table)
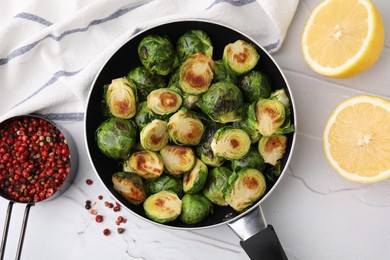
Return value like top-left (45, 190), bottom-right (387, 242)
top-left (1, 0), bottom-right (390, 259)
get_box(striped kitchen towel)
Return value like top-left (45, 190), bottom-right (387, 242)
top-left (0, 0), bottom-right (299, 121)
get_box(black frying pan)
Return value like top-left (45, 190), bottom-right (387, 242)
top-left (85, 20), bottom-right (296, 260)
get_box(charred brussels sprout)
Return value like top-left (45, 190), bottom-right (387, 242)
top-left (168, 109), bottom-right (205, 146)
top-left (223, 40), bottom-right (259, 76)
top-left (203, 166), bottom-right (233, 206)
top-left (143, 191), bottom-right (182, 223)
top-left (177, 29), bottom-right (213, 62)
top-left (145, 174), bottom-right (183, 197)
top-left (258, 135), bottom-right (287, 166)
top-left (211, 126), bottom-right (251, 160)
top-left (104, 78), bottom-right (137, 119)
top-left (135, 101), bottom-right (162, 129)
top-left (127, 66), bottom-right (166, 101)
top-left (255, 99), bottom-right (285, 136)
top-left (196, 125), bottom-right (225, 167)
top-left (147, 88), bottom-right (182, 115)
top-left (225, 168), bottom-right (266, 212)
top-left (112, 172), bottom-right (146, 205)
top-left (160, 145), bottom-right (196, 175)
top-left (138, 35), bottom-right (179, 76)
top-left (180, 194), bottom-right (213, 225)
top-left (179, 52), bottom-right (214, 95)
top-left (238, 70), bottom-right (271, 103)
top-left (183, 158), bottom-right (208, 194)
top-left (96, 118), bottom-right (137, 160)
top-left (231, 147), bottom-right (265, 173)
top-left (140, 119), bottom-right (169, 151)
top-left (123, 150), bottom-right (164, 179)
top-left (213, 60), bottom-right (237, 84)
top-left (196, 81), bottom-right (244, 123)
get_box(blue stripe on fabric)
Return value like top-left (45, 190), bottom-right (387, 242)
top-left (264, 39), bottom-right (280, 52)
top-left (206, 0), bottom-right (256, 9)
top-left (14, 12), bottom-right (53, 26)
top-left (38, 112), bottom-right (85, 121)
top-left (0, 3), bottom-right (145, 66)
top-left (12, 68), bottom-right (83, 109)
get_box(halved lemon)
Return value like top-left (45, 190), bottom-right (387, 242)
top-left (323, 95), bottom-right (390, 183)
top-left (301, 0), bottom-right (384, 78)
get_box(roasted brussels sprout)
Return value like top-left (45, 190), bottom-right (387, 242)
top-left (104, 77), bottom-right (137, 119)
top-left (138, 35), bottom-right (179, 76)
top-left (169, 75), bottom-right (200, 110)
top-left (96, 118), bottom-right (137, 160)
top-left (180, 194), bottom-right (213, 224)
top-left (167, 109), bottom-right (205, 146)
top-left (233, 103), bottom-right (261, 143)
top-left (143, 190), bottom-right (182, 223)
top-left (211, 126), bottom-right (251, 160)
top-left (135, 101), bottom-right (163, 129)
top-left (213, 60), bottom-right (237, 84)
top-left (176, 29), bottom-right (213, 62)
top-left (145, 174), bottom-right (183, 197)
top-left (140, 119), bottom-right (169, 151)
top-left (127, 66), bottom-right (166, 101)
top-left (231, 147), bottom-right (266, 173)
top-left (196, 81), bottom-right (244, 123)
top-left (196, 125), bottom-right (225, 167)
top-left (270, 89), bottom-right (295, 135)
top-left (179, 52), bottom-right (214, 95)
top-left (223, 40), bottom-right (259, 76)
top-left (255, 99), bottom-right (285, 136)
top-left (258, 135), bottom-right (287, 166)
top-left (203, 166), bottom-right (233, 206)
top-left (147, 88), bottom-right (182, 115)
top-left (225, 168), bottom-right (266, 212)
top-left (112, 172), bottom-right (146, 205)
top-left (123, 150), bottom-right (164, 179)
top-left (160, 145), bottom-right (196, 175)
top-left (238, 70), bottom-right (271, 103)
top-left (183, 158), bottom-right (208, 194)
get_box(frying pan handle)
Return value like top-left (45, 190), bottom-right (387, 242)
top-left (227, 205), bottom-right (287, 260)
top-left (0, 201), bottom-right (34, 260)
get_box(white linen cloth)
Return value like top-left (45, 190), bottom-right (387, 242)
top-left (0, 0), bottom-right (299, 121)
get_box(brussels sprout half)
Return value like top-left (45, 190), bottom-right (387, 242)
top-left (177, 29), bottom-right (213, 62)
top-left (225, 168), bottom-right (266, 212)
top-left (168, 109), bottom-right (205, 146)
top-left (138, 35), bottom-right (179, 76)
top-left (238, 70), bottom-right (271, 103)
top-left (258, 135), bottom-right (287, 166)
top-left (233, 103), bottom-right (261, 143)
top-left (145, 174), bottom-right (183, 197)
top-left (211, 126), bottom-right (251, 160)
top-left (143, 190), bottom-right (182, 223)
top-left (140, 119), bottom-right (169, 152)
top-left (179, 52), bottom-right (214, 95)
top-left (203, 166), bottom-right (233, 206)
top-left (223, 40), bottom-right (259, 76)
top-left (112, 172), bottom-right (146, 205)
top-left (196, 81), bottom-right (244, 123)
top-left (160, 145), bottom-right (196, 175)
top-left (183, 158), bottom-right (208, 194)
top-left (147, 88), bottom-right (182, 116)
top-left (231, 147), bottom-right (266, 173)
top-left (255, 99), bottom-right (285, 136)
top-left (196, 125), bottom-right (225, 167)
top-left (127, 66), bottom-right (166, 101)
top-left (123, 150), bottom-right (164, 179)
top-left (96, 118), bottom-right (137, 160)
top-left (104, 77), bottom-right (137, 119)
top-left (180, 194), bottom-right (213, 225)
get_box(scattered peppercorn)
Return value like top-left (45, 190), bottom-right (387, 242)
top-left (85, 200), bottom-right (92, 210)
top-left (113, 205), bottom-right (120, 212)
top-left (117, 228), bottom-right (125, 234)
top-left (103, 228), bottom-right (110, 236)
top-left (98, 195), bottom-right (103, 200)
top-left (86, 179), bottom-right (93, 185)
top-left (95, 215), bottom-right (103, 223)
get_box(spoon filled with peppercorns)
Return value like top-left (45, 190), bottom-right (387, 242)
top-left (0, 115), bottom-right (78, 260)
